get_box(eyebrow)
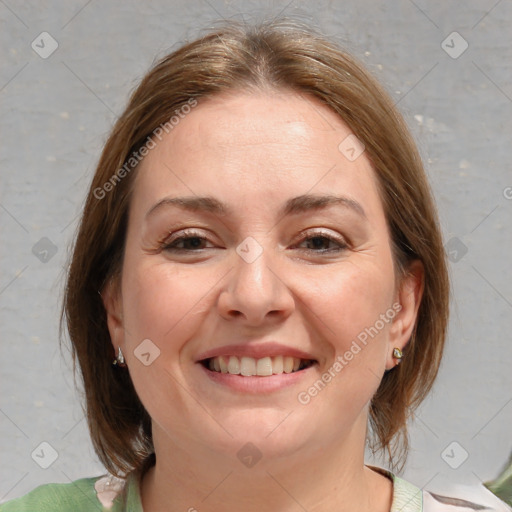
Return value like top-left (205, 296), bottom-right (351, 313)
top-left (145, 193), bottom-right (366, 220)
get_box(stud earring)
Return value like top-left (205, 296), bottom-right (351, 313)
top-left (393, 347), bottom-right (403, 365)
top-left (112, 347), bottom-right (126, 367)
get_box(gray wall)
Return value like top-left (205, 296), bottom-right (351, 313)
top-left (1, 0), bottom-right (511, 502)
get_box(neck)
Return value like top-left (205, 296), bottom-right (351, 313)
top-left (140, 422), bottom-right (393, 512)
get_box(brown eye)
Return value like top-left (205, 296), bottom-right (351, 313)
top-left (295, 230), bottom-right (348, 253)
top-left (164, 236), bottom-right (208, 251)
top-left (160, 230), bottom-right (214, 252)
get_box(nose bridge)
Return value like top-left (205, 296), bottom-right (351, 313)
top-left (234, 235), bottom-right (278, 300)
top-left (219, 235), bottom-right (292, 323)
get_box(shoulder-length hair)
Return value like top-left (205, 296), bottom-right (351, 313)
top-left (62, 18), bottom-right (449, 476)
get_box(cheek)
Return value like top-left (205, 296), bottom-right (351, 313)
top-left (121, 258), bottom-right (224, 354)
top-left (294, 262), bottom-right (396, 425)
top-left (304, 259), bottom-right (396, 354)
top-left (119, 260), bottom-right (217, 434)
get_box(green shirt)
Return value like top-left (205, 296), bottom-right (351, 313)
top-left (1, 468), bottom-right (509, 511)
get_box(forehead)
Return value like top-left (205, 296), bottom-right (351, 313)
top-left (156, 89), bottom-right (355, 162)
top-left (131, 89), bottom-right (381, 219)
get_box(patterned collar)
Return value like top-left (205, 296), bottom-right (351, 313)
top-left (93, 465), bottom-right (511, 511)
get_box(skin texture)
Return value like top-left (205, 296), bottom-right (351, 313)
top-left (103, 89), bottom-right (423, 512)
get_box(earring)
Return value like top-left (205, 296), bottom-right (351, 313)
top-left (393, 347), bottom-right (403, 365)
top-left (112, 347), bottom-right (126, 367)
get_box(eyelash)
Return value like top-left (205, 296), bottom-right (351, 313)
top-left (160, 229), bottom-right (349, 254)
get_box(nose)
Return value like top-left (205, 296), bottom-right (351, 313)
top-left (217, 241), bottom-right (295, 326)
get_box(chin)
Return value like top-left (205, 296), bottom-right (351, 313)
top-left (205, 413), bottom-right (315, 458)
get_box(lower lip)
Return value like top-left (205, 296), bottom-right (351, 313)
top-left (198, 363), bottom-right (315, 393)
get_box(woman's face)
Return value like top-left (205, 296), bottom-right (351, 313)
top-left (104, 89), bottom-right (421, 464)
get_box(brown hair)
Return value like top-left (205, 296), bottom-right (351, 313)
top-left (62, 18), bottom-right (449, 476)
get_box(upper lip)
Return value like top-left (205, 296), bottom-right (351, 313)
top-left (195, 341), bottom-right (317, 362)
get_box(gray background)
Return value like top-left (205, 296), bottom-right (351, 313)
top-left (1, 0), bottom-right (511, 503)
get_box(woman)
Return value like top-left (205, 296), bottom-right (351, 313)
top-left (2, 18), bottom-right (509, 512)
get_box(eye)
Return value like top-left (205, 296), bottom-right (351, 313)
top-left (294, 230), bottom-right (348, 253)
top-left (158, 229), bottom-right (348, 254)
top-left (160, 229), bottom-right (215, 252)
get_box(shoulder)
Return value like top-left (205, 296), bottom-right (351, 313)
top-left (368, 465), bottom-right (423, 511)
top-left (390, 474), bottom-right (423, 511)
top-left (423, 483), bottom-right (512, 512)
top-left (0, 476), bottom-right (103, 511)
top-left (370, 467), bottom-right (512, 512)
top-left (0, 474), bottom-right (135, 512)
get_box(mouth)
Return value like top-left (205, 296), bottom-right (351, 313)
top-left (200, 355), bottom-right (317, 376)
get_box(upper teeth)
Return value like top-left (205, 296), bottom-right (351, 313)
top-left (208, 355), bottom-right (307, 376)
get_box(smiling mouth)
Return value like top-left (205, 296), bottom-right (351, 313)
top-left (201, 355), bottom-right (316, 377)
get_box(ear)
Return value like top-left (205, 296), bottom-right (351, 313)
top-left (386, 260), bottom-right (424, 370)
top-left (100, 276), bottom-right (124, 354)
